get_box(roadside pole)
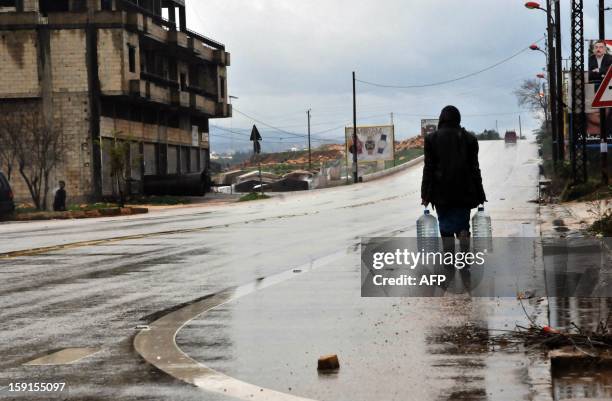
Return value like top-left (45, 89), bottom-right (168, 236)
top-left (259, 161), bottom-right (263, 196)
top-left (554, 0), bottom-right (564, 161)
top-left (599, 0), bottom-right (609, 184)
top-left (250, 125), bottom-right (263, 195)
top-left (307, 109), bottom-right (312, 171)
top-left (352, 71), bottom-right (358, 183)
top-left (519, 115), bottom-right (523, 139)
top-left (546, 0), bottom-right (559, 168)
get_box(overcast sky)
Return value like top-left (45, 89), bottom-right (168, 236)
top-left (186, 0), bottom-right (611, 152)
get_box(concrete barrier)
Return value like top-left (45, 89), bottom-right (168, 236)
top-left (361, 155), bottom-right (424, 183)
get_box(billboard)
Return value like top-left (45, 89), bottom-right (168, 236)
top-left (345, 125), bottom-right (395, 163)
top-left (587, 39), bottom-right (612, 84)
top-left (421, 119), bottom-right (439, 136)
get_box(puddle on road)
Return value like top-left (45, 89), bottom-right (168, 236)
top-left (553, 366), bottom-right (612, 400)
top-left (24, 347), bottom-right (101, 366)
top-left (548, 297), bottom-right (612, 400)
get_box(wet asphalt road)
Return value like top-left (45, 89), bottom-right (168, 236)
top-left (0, 140), bottom-right (576, 400)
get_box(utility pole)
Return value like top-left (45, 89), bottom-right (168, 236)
top-left (554, 0), bottom-right (565, 162)
top-left (599, 0), bottom-right (609, 184)
top-left (352, 71), bottom-right (358, 184)
top-left (519, 115), bottom-right (523, 139)
top-left (307, 109), bottom-right (312, 171)
top-left (495, 120), bottom-right (499, 133)
top-left (546, 0), bottom-right (559, 167)
top-left (391, 112), bottom-right (396, 167)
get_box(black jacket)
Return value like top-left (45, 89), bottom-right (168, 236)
top-left (588, 54), bottom-right (612, 83)
top-left (421, 127), bottom-right (486, 209)
top-left (53, 188), bottom-right (66, 212)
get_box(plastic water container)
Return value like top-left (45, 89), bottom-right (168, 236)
top-left (417, 209), bottom-right (440, 253)
top-left (472, 206), bottom-right (493, 252)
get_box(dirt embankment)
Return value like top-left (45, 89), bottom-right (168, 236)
top-left (246, 138), bottom-right (424, 168)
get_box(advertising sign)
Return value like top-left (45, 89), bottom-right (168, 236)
top-left (421, 119), bottom-right (439, 136)
top-left (345, 125), bottom-right (395, 163)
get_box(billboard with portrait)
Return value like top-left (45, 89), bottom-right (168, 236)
top-left (421, 119), bottom-right (439, 136)
top-left (345, 125), bottom-right (395, 163)
top-left (587, 39), bottom-right (612, 84)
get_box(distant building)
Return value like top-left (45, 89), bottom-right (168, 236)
top-left (0, 0), bottom-right (230, 202)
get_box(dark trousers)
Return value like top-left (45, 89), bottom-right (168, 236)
top-left (437, 207), bottom-right (471, 257)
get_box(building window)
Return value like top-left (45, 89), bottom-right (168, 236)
top-left (180, 73), bottom-right (186, 91)
top-left (0, 0), bottom-right (16, 8)
top-left (128, 45), bottom-right (136, 73)
top-left (101, 0), bottom-right (112, 10)
top-left (129, 142), bottom-right (141, 180)
top-left (144, 143), bottom-right (157, 176)
top-left (71, 0), bottom-right (86, 11)
top-left (39, 0), bottom-right (69, 16)
top-left (167, 145), bottom-right (178, 174)
top-left (180, 147), bottom-right (189, 173)
top-left (190, 148), bottom-right (199, 172)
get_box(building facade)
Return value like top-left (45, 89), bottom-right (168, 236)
top-left (0, 0), bottom-right (230, 202)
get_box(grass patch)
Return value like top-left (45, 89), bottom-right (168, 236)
top-left (238, 192), bottom-right (270, 202)
top-left (67, 202), bottom-right (118, 211)
top-left (128, 196), bottom-right (192, 206)
top-left (385, 148), bottom-right (424, 169)
top-left (15, 206), bottom-right (38, 214)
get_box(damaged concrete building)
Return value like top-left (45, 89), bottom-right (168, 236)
top-left (0, 0), bottom-right (230, 202)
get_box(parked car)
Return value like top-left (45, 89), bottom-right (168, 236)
top-left (0, 172), bottom-right (15, 216)
top-left (504, 131), bottom-right (518, 144)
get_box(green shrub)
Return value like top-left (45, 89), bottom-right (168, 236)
top-left (561, 180), bottom-right (603, 202)
top-left (239, 193), bottom-right (270, 202)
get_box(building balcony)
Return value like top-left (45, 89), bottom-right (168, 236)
top-left (128, 76), bottom-right (227, 118)
top-left (170, 87), bottom-right (190, 108)
top-left (189, 93), bottom-right (215, 115)
top-left (129, 78), bottom-right (171, 104)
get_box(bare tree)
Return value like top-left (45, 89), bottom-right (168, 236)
top-left (514, 78), bottom-right (549, 125)
top-left (0, 111), bottom-right (64, 210)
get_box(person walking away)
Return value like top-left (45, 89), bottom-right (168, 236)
top-left (420, 106), bottom-right (487, 255)
top-left (53, 180), bottom-right (67, 212)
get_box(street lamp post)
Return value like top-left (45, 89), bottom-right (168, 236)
top-left (525, 1), bottom-right (560, 167)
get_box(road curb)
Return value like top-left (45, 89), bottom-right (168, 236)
top-left (133, 251), bottom-right (347, 401)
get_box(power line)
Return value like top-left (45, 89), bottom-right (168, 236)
top-left (232, 107), bottom-right (337, 142)
top-left (210, 133), bottom-right (309, 145)
top-left (394, 110), bottom-right (529, 118)
top-left (210, 124), bottom-right (339, 144)
top-left (355, 37), bottom-right (545, 89)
